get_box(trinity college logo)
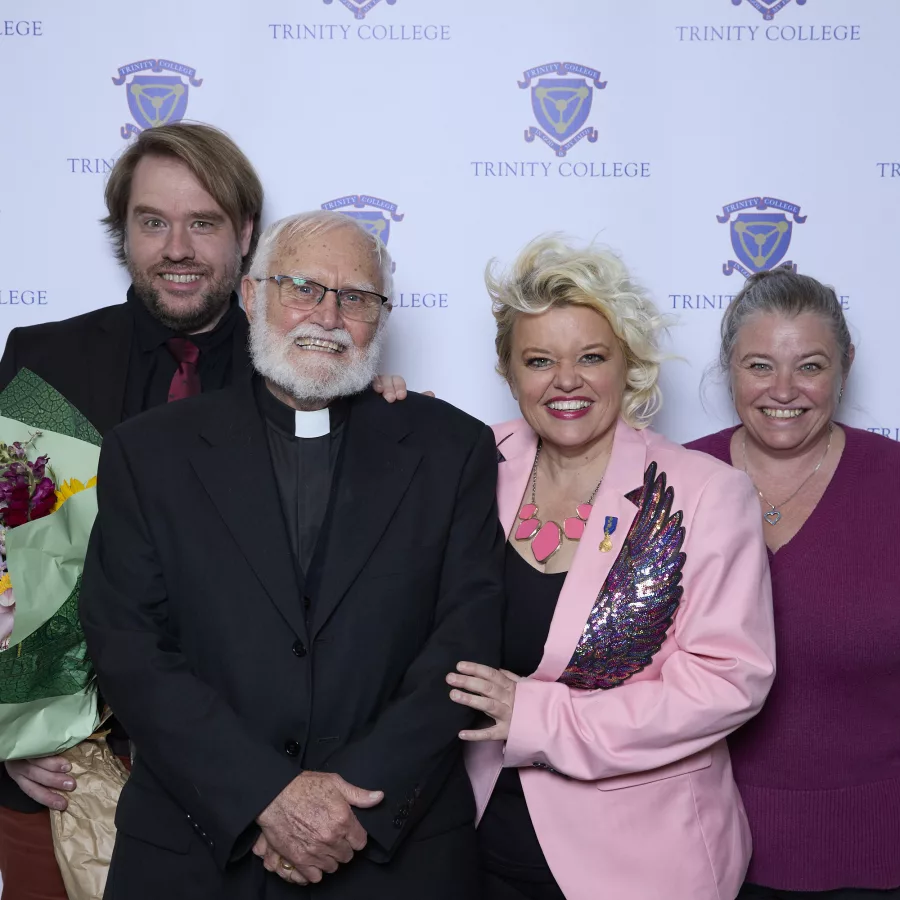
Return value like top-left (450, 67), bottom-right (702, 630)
top-left (321, 195), bottom-right (403, 271)
top-left (323, 0), bottom-right (397, 19)
top-left (321, 194), bottom-right (404, 245)
top-left (112, 59), bottom-right (202, 140)
top-left (717, 196), bottom-right (806, 277)
top-left (732, 0), bottom-right (807, 20)
top-left (519, 62), bottom-right (607, 158)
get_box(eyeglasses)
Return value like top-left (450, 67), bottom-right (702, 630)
top-left (256, 275), bottom-right (390, 323)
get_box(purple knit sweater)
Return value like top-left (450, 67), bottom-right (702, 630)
top-left (685, 425), bottom-right (900, 891)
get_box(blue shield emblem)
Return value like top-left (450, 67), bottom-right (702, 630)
top-left (323, 0), bottom-right (396, 19)
top-left (730, 213), bottom-right (792, 273)
top-left (520, 63), bottom-right (605, 157)
top-left (532, 79), bottom-right (593, 143)
top-left (732, 0), bottom-right (807, 20)
top-left (718, 196), bottom-right (805, 277)
top-left (126, 75), bottom-right (189, 130)
top-left (341, 210), bottom-right (391, 246)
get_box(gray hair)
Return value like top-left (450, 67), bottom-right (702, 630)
top-left (718, 267), bottom-right (853, 375)
top-left (248, 209), bottom-right (394, 300)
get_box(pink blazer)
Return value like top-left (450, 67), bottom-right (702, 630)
top-left (466, 418), bottom-right (776, 900)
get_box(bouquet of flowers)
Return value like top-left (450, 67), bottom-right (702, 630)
top-left (0, 368), bottom-right (102, 761)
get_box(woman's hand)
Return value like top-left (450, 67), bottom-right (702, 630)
top-left (447, 661), bottom-right (523, 742)
top-left (371, 375), bottom-right (435, 403)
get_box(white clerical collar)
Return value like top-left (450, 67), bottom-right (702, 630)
top-left (294, 407), bottom-right (331, 438)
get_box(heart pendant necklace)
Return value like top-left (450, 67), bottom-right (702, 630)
top-left (742, 423), bottom-right (833, 526)
top-left (514, 440), bottom-right (604, 564)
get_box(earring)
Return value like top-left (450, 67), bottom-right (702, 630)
top-left (838, 385), bottom-right (844, 404)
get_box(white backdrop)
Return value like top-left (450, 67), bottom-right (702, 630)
top-left (0, 0), bottom-right (898, 892)
top-left (3, 0), bottom-right (898, 447)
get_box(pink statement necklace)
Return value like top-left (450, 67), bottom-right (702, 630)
top-left (514, 441), bottom-right (604, 564)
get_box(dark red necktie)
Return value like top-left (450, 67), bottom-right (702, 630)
top-left (166, 338), bottom-right (201, 402)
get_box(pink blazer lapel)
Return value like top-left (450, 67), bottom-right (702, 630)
top-left (493, 421), bottom-right (538, 539)
top-left (532, 420), bottom-right (650, 681)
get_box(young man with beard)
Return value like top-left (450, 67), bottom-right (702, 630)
top-left (0, 122), bottom-right (263, 899)
top-left (79, 211), bottom-right (504, 899)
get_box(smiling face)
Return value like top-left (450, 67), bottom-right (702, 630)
top-left (507, 304), bottom-right (627, 453)
top-left (731, 311), bottom-right (851, 454)
top-left (242, 222), bottom-right (388, 408)
top-left (125, 155), bottom-right (252, 333)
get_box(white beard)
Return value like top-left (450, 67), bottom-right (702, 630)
top-left (249, 313), bottom-right (385, 406)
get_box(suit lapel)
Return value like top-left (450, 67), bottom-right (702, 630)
top-left (533, 419), bottom-right (649, 681)
top-left (310, 392), bottom-right (422, 638)
top-left (230, 309), bottom-right (253, 381)
top-left (190, 382), bottom-right (307, 640)
top-left (493, 423), bottom-right (538, 539)
top-left (88, 305), bottom-right (132, 435)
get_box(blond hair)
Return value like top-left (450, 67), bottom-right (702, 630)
top-left (102, 122), bottom-right (264, 272)
top-left (488, 235), bottom-right (665, 427)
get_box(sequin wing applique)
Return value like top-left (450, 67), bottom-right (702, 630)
top-left (559, 462), bottom-right (686, 691)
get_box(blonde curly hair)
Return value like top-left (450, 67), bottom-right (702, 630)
top-left (487, 235), bottom-right (666, 428)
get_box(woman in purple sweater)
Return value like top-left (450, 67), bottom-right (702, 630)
top-left (686, 267), bottom-right (900, 898)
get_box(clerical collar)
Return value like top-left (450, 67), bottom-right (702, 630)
top-left (254, 375), bottom-right (349, 438)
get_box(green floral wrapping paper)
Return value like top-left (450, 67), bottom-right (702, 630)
top-left (0, 369), bottom-right (103, 760)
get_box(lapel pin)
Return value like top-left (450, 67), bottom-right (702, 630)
top-left (599, 516), bottom-right (618, 553)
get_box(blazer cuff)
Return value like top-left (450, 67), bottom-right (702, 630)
top-left (504, 679), bottom-right (569, 770)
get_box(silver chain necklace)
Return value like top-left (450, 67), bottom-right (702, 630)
top-left (742, 423), bottom-right (833, 526)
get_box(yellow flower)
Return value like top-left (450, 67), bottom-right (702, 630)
top-left (52, 476), bottom-right (98, 512)
top-left (0, 573), bottom-right (11, 594)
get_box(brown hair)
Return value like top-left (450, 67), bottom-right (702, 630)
top-left (102, 122), bottom-right (264, 272)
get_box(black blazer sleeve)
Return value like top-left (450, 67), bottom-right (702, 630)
top-left (80, 429), bottom-right (298, 870)
top-left (0, 328), bottom-right (20, 392)
top-left (321, 424), bottom-right (504, 860)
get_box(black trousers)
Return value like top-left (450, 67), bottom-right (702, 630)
top-left (740, 883), bottom-right (900, 899)
top-left (483, 871), bottom-right (566, 900)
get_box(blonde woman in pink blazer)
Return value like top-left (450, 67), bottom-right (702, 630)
top-left (438, 236), bottom-right (777, 900)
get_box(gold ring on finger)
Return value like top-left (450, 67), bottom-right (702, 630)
top-left (280, 861), bottom-right (294, 871)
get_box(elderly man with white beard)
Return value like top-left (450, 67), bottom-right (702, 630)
top-left (79, 210), bottom-right (504, 900)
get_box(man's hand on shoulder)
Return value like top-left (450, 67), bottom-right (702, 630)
top-left (372, 375), bottom-right (435, 403)
top-left (4, 756), bottom-right (76, 810)
top-left (255, 771), bottom-right (383, 884)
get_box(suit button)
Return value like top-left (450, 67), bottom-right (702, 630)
top-left (303, 596), bottom-right (311, 610)
top-left (292, 640), bottom-right (307, 658)
top-left (392, 816), bottom-right (404, 828)
top-left (284, 741), bottom-right (301, 757)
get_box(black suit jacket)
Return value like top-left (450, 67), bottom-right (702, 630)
top-left (0, 302), bottom-right (252, 812)
top-left (0, 302), bottom-right (252, 435)
top-left (80, 382), bottom-right (504, 898)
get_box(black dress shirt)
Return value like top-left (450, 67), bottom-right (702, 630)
top-left (478, 544), bottom-right (566, 894)
top-left (255, 377), bottom-right (348, 576)
top-left (122, 287), bottom-right (242, 419)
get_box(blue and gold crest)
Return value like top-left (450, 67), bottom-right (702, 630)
top-left (323, 0), bottom-right (396, 19)
top-left (320, 195), bottom-right (404, 270)
top-left (519, 62), bottom-right (607, 158)
top-left (717, 197), bottom-right (806, 277)
top-left (732, 0), bottom-right (807, 20)
top-left (112, 60), bottom-right (202, 140)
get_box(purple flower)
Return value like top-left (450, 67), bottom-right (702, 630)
top-left (31, 476), bottom-right (56, 520)
top-left (0, 454), bottom-right (58, 527)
